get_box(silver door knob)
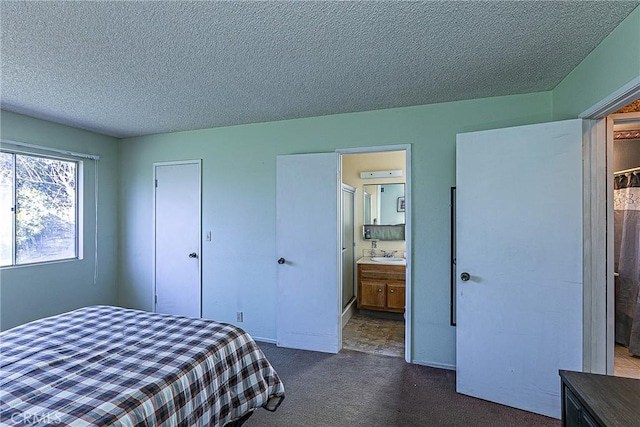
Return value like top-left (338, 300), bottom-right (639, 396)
top-left (189, 252), bottom-right (198, 258)
top-left (460, 272), bottom-right (470, 281)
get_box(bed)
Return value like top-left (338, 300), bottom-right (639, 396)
top-left (0, 306), bottom-right (284, 426)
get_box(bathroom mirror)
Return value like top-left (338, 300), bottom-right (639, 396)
top-left (363, 183), bottom-right (405, 225)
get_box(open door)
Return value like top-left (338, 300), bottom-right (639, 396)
top-left (276, 153), bottom-right (341, 353)
top-left (456, 120), bottom-right (584, 418)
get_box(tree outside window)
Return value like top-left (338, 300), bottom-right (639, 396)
top-left (0, 151), bottom-right (78, 266)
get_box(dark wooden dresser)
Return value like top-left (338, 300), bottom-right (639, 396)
top-left (559, 370), bottom-right (640, 426)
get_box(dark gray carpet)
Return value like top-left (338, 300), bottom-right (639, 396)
top-left (247, 343), bottom-right (561, 427)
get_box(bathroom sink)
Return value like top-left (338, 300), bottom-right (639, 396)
top-left (371, 257), bottom-right (405, 263)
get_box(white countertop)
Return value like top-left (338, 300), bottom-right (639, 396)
top-left (357, 256), bottom-right (406, 266)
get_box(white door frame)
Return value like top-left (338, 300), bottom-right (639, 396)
top-left (152, 159), bottom-right (203, 315)
top-left (580, 76), bottom-right (640, 374)
top-left (605, 111), bottom-right (640, 374)
top-left (337, 144), bottom-right (413, 363)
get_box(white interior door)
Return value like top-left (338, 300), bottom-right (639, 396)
top-left (456, 120), bottom-right (583, 418)
top-left (154, 161), bottom-right (201, 318)
top-left (276, 153), bottom-right (340, 353)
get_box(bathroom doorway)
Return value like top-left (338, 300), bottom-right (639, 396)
top-left (610, 109), bottom-right (640, 379)
top-left (339, 148), bottom-right (409, 359)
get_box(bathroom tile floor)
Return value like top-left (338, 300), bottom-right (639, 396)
top-left (342, 312), bottom-right (404, 358)
top-left (614, 344), bottom-right (640, 379)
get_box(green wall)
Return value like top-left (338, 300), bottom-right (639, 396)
top-left (0, 110), bottom-right (119, 330)
top-left (118, 92), bottom-right (553, 367)
top-left (553, 6), bottom-right (640, 119)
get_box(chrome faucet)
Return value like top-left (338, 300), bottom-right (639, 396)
top-left (382, 250), bottom-right (397, 258)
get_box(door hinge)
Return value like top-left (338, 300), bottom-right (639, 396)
top-left (155, 179), bottom-right (158, 188)
top-left (155, 295), bottom-right (157, 305)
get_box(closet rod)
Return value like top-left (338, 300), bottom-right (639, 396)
top-left (1, 139), bottom-right (100, 160)
top-left (614, 166), bottom-right (640, 175)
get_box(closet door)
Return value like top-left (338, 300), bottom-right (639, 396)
top-left (154, 160), bottom-right (202, 318)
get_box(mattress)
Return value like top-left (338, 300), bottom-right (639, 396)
top-left (0, 306), bottom-right (284, 426)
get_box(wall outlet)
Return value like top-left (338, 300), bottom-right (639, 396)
top-left (236, 312), bottom-right (243, 322)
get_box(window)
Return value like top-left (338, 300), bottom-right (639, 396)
top-left (0, 151), bottom-right (79, 266)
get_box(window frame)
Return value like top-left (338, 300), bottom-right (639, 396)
top-left (1, 149), bottom-right (83, 268)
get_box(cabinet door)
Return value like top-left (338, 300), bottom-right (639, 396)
top-left (361, 281), bottom-right (386, 308)
top-left (581, 412), bottom-right (598, 427)
top-left (563, 387), bottom-right (582, 427)
top-left (387, 282), bottom-right (405, 310)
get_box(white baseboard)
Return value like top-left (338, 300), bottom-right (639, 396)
top-left (252, 336), bottom-right (277, 344)
top-left (412, 359), bottom-right (456, 371)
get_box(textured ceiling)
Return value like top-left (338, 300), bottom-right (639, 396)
top-left (1, 1), bottom-right (639, 138)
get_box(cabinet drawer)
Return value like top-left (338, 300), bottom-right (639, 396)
top-left (359, 264), bottom-right (405, 281)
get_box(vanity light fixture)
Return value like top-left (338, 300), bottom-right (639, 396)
top-left (360, 170), bottom-right (403, 179)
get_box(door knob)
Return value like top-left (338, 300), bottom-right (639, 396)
top-left (460, 272), bottom-right (470, 281)
top-left (189, 252), bottom-right (198, 258)
top-left (277, 257), bottom-right (286, 264)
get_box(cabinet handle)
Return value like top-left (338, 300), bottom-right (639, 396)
top-left (378, 288), bottom-right (383, 293)
top-left (390, 289), bottom-right (395, 293)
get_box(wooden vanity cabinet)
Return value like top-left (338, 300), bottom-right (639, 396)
top-left (357, 263), bottom-right (406, 313)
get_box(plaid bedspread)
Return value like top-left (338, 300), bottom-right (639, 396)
top-left (0, 306), bottom-right (284, 426)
